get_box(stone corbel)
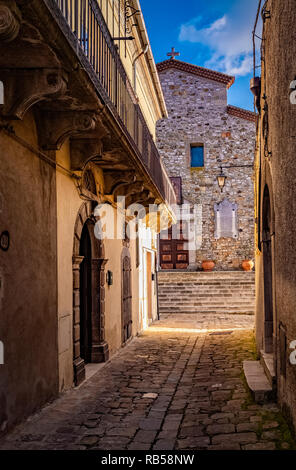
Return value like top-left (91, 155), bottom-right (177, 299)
top-left (36, 110), bottom-right (97, 150)
top-left (103, 170), bottom-right (136, 195)
top-left (70, 138), bottom-right (103, 170)
top-left (0, 2), bottom-right (21, 43)
top-left (125, 190), bottom-right (150, 208)
top-left (0, 68), bottom-right (67, 119)
top-left (113, 181), bottom-right (144, 199)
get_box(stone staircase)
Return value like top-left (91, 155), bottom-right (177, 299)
top-left (157, 271), bottom-right (255, 315)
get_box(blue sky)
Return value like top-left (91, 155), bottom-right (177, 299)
top-left (140, 0), bottom-right (261, 111)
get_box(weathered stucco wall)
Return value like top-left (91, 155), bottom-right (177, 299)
top-left (56, 140), bottom-right (85, 392)
top-left (156, 68), bottom-right (256, 270)
top-left (100, 0), bottom-right (164, 138)
top-left (0, 112), bottom-right (58, 434)
top-left (256, 0), bottom-right (296, 432)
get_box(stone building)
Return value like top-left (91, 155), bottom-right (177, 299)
top-left (156, 57), bottom-right (257, 271)
top-left (0, 0), bottom-right (176, 434)
top-left (252, 0), bottom-right (296, 434)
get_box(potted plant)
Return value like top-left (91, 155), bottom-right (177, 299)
top-left (241, 259), bottom-right (254, 272)
top-left (202, 260), bottom-right (215, 272)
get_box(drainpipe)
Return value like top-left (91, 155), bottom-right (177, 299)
top-left (132, 44), bottom-right (149, 94)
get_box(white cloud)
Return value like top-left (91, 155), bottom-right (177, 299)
top-left (178, 0), bottom-right (262, 77)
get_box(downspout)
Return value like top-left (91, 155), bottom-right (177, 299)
top-left (132, 44), bottom-right (149, 94)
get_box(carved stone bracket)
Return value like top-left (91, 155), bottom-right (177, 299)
top-left (36, 110), bottom-right (97, 150)
top-left (0, 68), bottom-right (67, 119)
top-left (70, 138), bottom-right (103, 170)
top-left (103, 170), bottom-right (136, 195)
top-left (0, 3), bottom-right (21, 43)
top-left (113, 181), bottom-right (144, 199)
top-left (125, 190), bottom-right (150, 208)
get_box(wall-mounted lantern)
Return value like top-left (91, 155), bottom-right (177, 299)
top-left (107, 270), bottom-right (113, 286)
top-left (217, 167), bottom-right (227, 193)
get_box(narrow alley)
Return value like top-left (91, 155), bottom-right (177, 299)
top-left (0, 315), bottom-right (294, 451)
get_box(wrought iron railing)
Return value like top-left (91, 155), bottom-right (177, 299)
top-left (49, 0), bottom-right (176, 207)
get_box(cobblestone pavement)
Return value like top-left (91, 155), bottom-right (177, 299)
top-left (0, 315), bottom-right (295, 451)
top-left (151, 313), bottom-right (255, 332)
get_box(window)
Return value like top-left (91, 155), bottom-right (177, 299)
top-left (190, 145), bottom-right (204, 168)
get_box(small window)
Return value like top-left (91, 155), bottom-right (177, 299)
top-left (191, 145), bottom-right (204, 168)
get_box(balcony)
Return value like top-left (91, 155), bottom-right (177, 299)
top-left (47, 0), bottom-right (176, 209)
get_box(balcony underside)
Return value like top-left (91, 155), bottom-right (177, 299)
top-left (0, 0), bottom-right (176, 216)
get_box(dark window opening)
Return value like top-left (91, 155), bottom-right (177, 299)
top-left (191, 145), bottom-right (204, 168)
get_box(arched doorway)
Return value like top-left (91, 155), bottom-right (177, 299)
top-left (122, 250), bottom-right (132, 344)
top-left (73, 202), bottom-right (109, 386)
top-left (79, 223), bottom-right (92, 363)
top-left (262, 185), bottom-right (273, 353)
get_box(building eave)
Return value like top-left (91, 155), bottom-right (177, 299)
top-left (131, 0), bottom-right (168, 119)
top-left (157, 59), bottom-right (235, 89)
top-left (227, 105), bottom-right (258, 123)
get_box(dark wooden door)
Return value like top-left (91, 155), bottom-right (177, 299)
top-left (79, 224), bottom-right (92, 363)
top-left (146, 251), bottom-right (153, 322)
top-left (122, 256), bottom-right (132, 343)
top-left (159, 221), bottom-right (189, 270)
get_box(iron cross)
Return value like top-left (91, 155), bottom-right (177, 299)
top-left (167, 47), bottom-right (180, 60)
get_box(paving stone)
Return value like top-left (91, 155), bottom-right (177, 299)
top-left (262, 421), bottom-right (279, 430)
top-left (243, 442), bottom-right (276, 450)
top-left (236, 422), bottom-right (259, 432)
top-left (0, 317), bottom-right (293, 451)
top-left (176, 437), bottom-right (210, 449)
top-left (211, 412), bottom-right (234, 420)
top-left (139, 419), bottom-right (163, 431)
top-left (261, 430), bottom-right (281, 440)
top-left (179, 426), bottom-right (205, 438)
top-left (211, 390), bottom-right (232, 401)
top-left (153, 439), bottom-right (175, 450)
top-left (106, 427), bottom-right (137, 438)
top-left (142, 393), bottom-right (158, 399)
top-left (206, 424), bottom-right (235, 435)
top-left (134, 430), bottom-right (158, 443)
top-left (79, 435), bottom-right (100, 447)
top-left (212, 432), bottom-right (258, 445)
top-left (208, 443), bottom-right (241, 451)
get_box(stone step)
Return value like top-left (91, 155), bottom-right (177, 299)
top-left (159, 300), bottom-right (255, 304)
top-left (243, 361), bottom-right (275, 403)
top-left (260, 350), bottom-right (276, 390)
top-left (157, 271), bottom-right (255, 315)
top-left (160, 307), bottom-right (255, 314)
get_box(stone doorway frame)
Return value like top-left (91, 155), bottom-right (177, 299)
top-left (262, 185), bottom-right (274, 354)
top-left (121, 247), bottom-right (132, 345)
top-left (73, 202), bottom-right (109, 386)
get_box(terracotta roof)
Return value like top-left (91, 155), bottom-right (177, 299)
top-left (227, 105), bottom-right (257, 123)
top-left (156, 59), bottom-right (235, 89)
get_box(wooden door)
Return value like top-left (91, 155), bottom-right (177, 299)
top-left (122, 255), bottom-right (132, 343)
top-left (146, 251), bottom-right (153, 322)
top-left (159, 221), bottom-right (189, 270)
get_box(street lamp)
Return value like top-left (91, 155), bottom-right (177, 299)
top-left (217, 166), bottom-right (227, 192)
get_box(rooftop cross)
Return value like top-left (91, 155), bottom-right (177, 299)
top-left (167, 47), bottom-right (180, 60)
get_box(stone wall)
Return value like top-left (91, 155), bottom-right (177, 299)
top-left (156, 66), bottom-right (256, 270)
top-left (255, 0), bottom-right (296, 433)
top-left (0, 111), bottom-right (59, 435)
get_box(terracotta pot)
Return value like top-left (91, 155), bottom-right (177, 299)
top-left (202, 260), bottom-right (215, 272)
top-left (241, 260), bottom-right (254, 272)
